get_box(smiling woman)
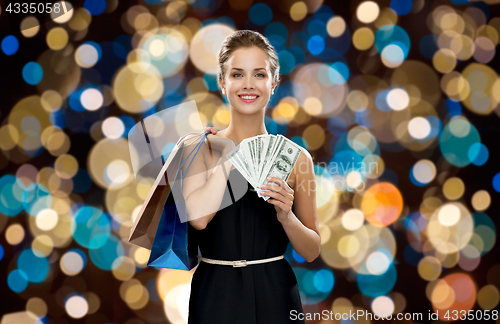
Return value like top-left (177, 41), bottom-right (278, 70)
top-left (219, 46), bottom-right (276, 109)
top-left (185, 30), bottom-right (320, 324)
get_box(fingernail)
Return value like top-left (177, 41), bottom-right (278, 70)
top-left (267, 177), bottom-right (271, 180)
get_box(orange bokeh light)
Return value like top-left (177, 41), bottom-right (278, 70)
top-left (361, 182), bottom-right (403, 227)
top-left (432, 273), bottom-right (477, 321)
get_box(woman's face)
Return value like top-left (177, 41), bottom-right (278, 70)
top-left (219, 46), bottom-right (276, 114)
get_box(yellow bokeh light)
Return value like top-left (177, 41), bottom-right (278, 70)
top-left (477, 285), bottom-right (500, 310)
top-left (353, 27), bottom-right (374, 50)
top-left (46, 27), bottom-right (69, 51)
top-left (438, 204), bottom-right (460, 226)
top-left (442, 177), bottom-right (464, 200)
top-left (418, 256), bottom-right (442, 281)
top-left (21, 17), bottom-right (40, 38)
top-left (327, 16), bottom-right (346, 37)
top-left (32, 235), bottom-right (54, 257)
top-left (54, 154), bottom-right (79, 179)
top-left (471, 190), bottom-right (491, 211)
top-left (433, 49), bottom-right (457, 74)
top-left (53, 1), bottom-right (74, 24)
top-left (302, 124), bottom-right (324, 150)
top-left (387, 88), bottom-right (409, 111)
top-left (26, 297), bottom-right (48, 318)
top-left (36, 208), bottom-right (59, 231)
top-left (342, 209), bottom-right (365, 231)
top-left (357, 1), bottom-right (380, 24)
top-left (112, 256), bottom-right (136, 281)
top-left (65, 295), bottom-right (88, 319)
top-left (338, 235), bottom-right (360, 258)
top-left (6, 224), bottom-right (25, 245)
top-left (290, 2), bottom-right (308, 22)
top-left (303, 97), bottom-right (322, 116)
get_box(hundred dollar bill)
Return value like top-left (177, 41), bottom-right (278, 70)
top-left (259, 135), bottom-right (283, 185)
top-left (256, 135), bottom-right (269, 176)
top-left (227, 134), bottom-right (303, 201)
top-left (257, 136), bottom-right (303, 199)
top-left (226, 145), bottom-right (260, 189)
top-left (254, 135), bottom-right (283, 200)
top-left (240, 139), bottom-right (256, 182)
top-left (257, 134), bottom-right (277, 187)
top-left (249, 139), bottom-right (258, 181)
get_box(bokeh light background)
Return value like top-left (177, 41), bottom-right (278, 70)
top-left (1, 0), bottom-right (500, 323)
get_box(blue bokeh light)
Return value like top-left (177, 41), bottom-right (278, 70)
top-left (0, 175), bottom-right (25, 217)
top-left (375, 25), bottom-right (411, 60)
top-left (8, 269), bottom-right (29, 293)
top-left (1, 35), bottom-right (19, 55)
top-left (17, 249), bottom-right (50, 283)
top-left (390, 0), bottom-right (413, 15)
top-left (22, 62), bottom-right (43, 85)
top-left (83, 0), bottom-right (107, 15)
top-left (88, 234), bottom-right (125, 270)
top-left (71, 205), bottom-right (111, 249)
top-left (357, 263), bottom-right (397, 297)
top-left (307, 35), bottom-right (325, 55)
top-left (468, 143), bottom-right (489, 166)
top-left (492, 173), bottom-right (500, 192)
top-left (249, 3), bottom-right (273, 26)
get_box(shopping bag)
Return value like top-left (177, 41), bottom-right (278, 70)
top-left (128, 131), bottom-right (206, 250)
top-left (147, 131), bottom-right (213, 270)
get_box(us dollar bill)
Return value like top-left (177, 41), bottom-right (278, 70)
top-left (258, 135), bottom-right (283, 185)
top-left (226, 145), bottom-right (259, 189)
top-left (227, 134), bottom-right (303, 200)
top-left (256, 137), bottom-right (302, 199)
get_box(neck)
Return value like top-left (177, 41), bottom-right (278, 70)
top-left (222, 108), bottom-right (268, 143)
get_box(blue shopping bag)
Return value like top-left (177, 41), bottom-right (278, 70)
top-left (147, 132), bottom-right (210, 270)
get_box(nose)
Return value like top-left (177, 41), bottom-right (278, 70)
top-left (242, 75), bottom-right (255, 89)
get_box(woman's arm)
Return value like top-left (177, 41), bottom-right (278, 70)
top-left (181, 131), bottom-right (234, 230)
top-left (279, 150), bottom-right (321, 262)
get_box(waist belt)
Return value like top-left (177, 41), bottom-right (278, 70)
top-left (197, 255), bottom-right (284, 268)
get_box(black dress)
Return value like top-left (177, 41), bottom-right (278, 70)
top-left (188, 168), bottom-right (305, 324)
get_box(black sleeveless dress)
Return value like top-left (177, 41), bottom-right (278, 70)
top-left (188, 168), bottom-right (305, 324)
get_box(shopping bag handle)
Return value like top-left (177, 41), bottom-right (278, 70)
top-left (178, 132), bottom-right (211, 178)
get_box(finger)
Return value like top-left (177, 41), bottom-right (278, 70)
top-left (204, 127), bottom-right (217, 134)
top-left (266, 177), bottom-right (292, 193)
top-left (260, 189), bottom-right (282, 200)
top-left (259, 184), bottom-right (285, 198)
top-left (261, 190), bottom-right (292, 205)
top-left (267, 198), bottom-right (291, 211)
top-left (268, 177), bottom-right (286, 190)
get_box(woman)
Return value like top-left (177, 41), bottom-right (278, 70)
top-left (182, 30), bottom-right (320, 324)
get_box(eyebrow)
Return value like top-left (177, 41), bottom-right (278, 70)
top-left (231, 68), bottom-right (266, 71)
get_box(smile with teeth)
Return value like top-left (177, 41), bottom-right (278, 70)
top-left (239, 95), bottom-right (258, 99)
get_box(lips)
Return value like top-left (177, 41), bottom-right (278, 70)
top-left (238, 94), bottom-right (259, 98)
top-left (238, 94), bottom-right (259, 103)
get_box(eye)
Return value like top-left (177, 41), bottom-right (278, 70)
top-left (256, 73), bottom-right (265, 77)
top-left (232, 73), bottom-right (242, 77)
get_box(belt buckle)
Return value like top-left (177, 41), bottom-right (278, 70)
top-left (233, 260), bottom-right (247, 267)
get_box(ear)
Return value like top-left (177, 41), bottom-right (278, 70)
top-left (218, 78), bottom-right (224, 90)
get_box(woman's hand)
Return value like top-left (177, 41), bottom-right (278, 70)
top-left (203, 127), bottom-right (236, 154)
top-left (203, 127), bottom-right (236, 171)
top-left (259, 177), bottom-right (294, 223)
top-left (203, 126), bottom-right (217, 135)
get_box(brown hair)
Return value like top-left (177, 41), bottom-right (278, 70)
top-left (217, 30), bottom-right (281, 94)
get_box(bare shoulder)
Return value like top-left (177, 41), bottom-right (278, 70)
top-left (289, 148), bottom-right (313, 190)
